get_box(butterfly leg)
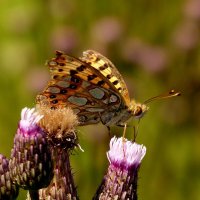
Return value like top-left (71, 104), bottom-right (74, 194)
top-left (117, 124), bottom-right (125, 127)
top-left (106, 126), bottom-right (111, 137)
top-left (132, 119), bottom-right (141, 142)
top-left (98, 112), bottom-right (112, 136)
top-left (117, 123), bottom-right (132, 128)
top-left (122, 123), bottom-right (127, 142)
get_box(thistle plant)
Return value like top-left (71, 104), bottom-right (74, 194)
top-left (0, 154), bottom-right (19, 200)
top-left (9, 108), bottom-right (53, 191)
top-left (93, 137), bottom-right (146, 200)
top-left (0, 106), bottom-right (146, 200)
top-left (37, 106), bottom-right (80, 199)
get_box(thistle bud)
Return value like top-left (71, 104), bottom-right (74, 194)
top-left (0, 154), bottom-right (19, 200)
top-left (9, 108), bottom-right (53, 190)
top-left (93, 136), bottom-right (146, 200)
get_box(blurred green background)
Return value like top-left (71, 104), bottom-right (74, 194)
top-left (0, 0), bottom-right (199, 199)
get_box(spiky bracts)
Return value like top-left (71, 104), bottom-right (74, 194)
top-left (1, 106), bottom-right (147, 200)
top-left (0, 154), bottom-right (19, 200)
top-left (9, 108), bottom-right (53, 190)
top-left (39, 148), bottom-right (79, 200)
top-left (37, 106), bottom-right (80, 200)
top-left (93, 137), bottom-right (146, 200)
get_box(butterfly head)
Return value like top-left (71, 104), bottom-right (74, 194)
top-left (129, 90), bottom-right (181, 119)
top-left (129, 100), bottom-right (149, 119)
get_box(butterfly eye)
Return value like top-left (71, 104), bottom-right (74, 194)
top-left (133, 106), bottom-right (143, 118)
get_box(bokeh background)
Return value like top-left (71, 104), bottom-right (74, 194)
top-left (0, 0), bottom-right (199, 199)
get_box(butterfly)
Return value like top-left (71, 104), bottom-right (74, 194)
top-left (36, 50), bottom-right (180, 127)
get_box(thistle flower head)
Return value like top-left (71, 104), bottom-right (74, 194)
top-left (36, 105), bottom-right (79, 149)
top-left (107, 136), bottom-right (146, 171)
top-left (10, 107), bottom-right (53, 190)
top-left (19, 107), bottom-right (43, 134)
top-left (93, 136), bottom-right (146, 200)
top-left (36, 106), bottom-right (80, 199)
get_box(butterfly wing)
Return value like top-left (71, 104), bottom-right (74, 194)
top-left (36, 51), bottom-right (124, 125)
top-left (80, 50), bottom-right (131, 105)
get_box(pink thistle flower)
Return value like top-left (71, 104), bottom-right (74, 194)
top-left (91, 17), bottom-right (123, 44)
top-left (184, 0), bottom-right (200, 20)
top-left (9, 107), bottom-right (53, 191)
top-left (94, 136), bottom-right (146, 200)
top-left (122, 39), bottom-right (167, 73)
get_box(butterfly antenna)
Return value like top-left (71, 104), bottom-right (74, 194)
top-left (144, 89), bottom-right (181, 104)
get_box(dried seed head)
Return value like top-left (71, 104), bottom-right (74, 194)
top-left (36, 105), bottom-right (79, 149)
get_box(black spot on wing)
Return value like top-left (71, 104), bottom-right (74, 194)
top-left (88, 74), bottom-right (97, 81)
top-left (118, 87), bottom-right (122, 91)
top-left (70, 70), bottom-right (78, 76)
top-left (52, 99), bottom-right (58, 104)
top-left (69, 84), bottom-right (77, 89)
top-left (99, 64), bottom-right (109, 71)
top-left (106, 74), bottom-right (112, 79)
top-left (97, 80), bottom-right (105, 86)
top-left (113, 80), bottom-right (119, 85)
top-left (50, 94), bottom-right (56, 99)
top-left (53, 75), bottom-right (59, 79)
top-left (60, 89), bottom-right (67, 94)
top-left (71, 76), bottom-right (80, 83)
top-left (77, 65), bottom-right (86, 72)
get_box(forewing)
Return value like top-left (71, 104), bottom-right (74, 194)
top-left (36, 51), bottom-right (122, 125)
top-left (81, 50), bottom-right (131, 105)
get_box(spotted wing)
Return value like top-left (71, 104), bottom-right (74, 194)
top-left (36, 51), bottom-right (123, 125)
top-left (80, 50), bottom-right (131, 105)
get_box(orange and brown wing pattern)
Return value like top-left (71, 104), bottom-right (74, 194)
top-left (47, 52), bottom-right (107, 87)
top-left (81, 50), bottom-right (131, 105)
top-left (36, 51), bottom-right (123, 125)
